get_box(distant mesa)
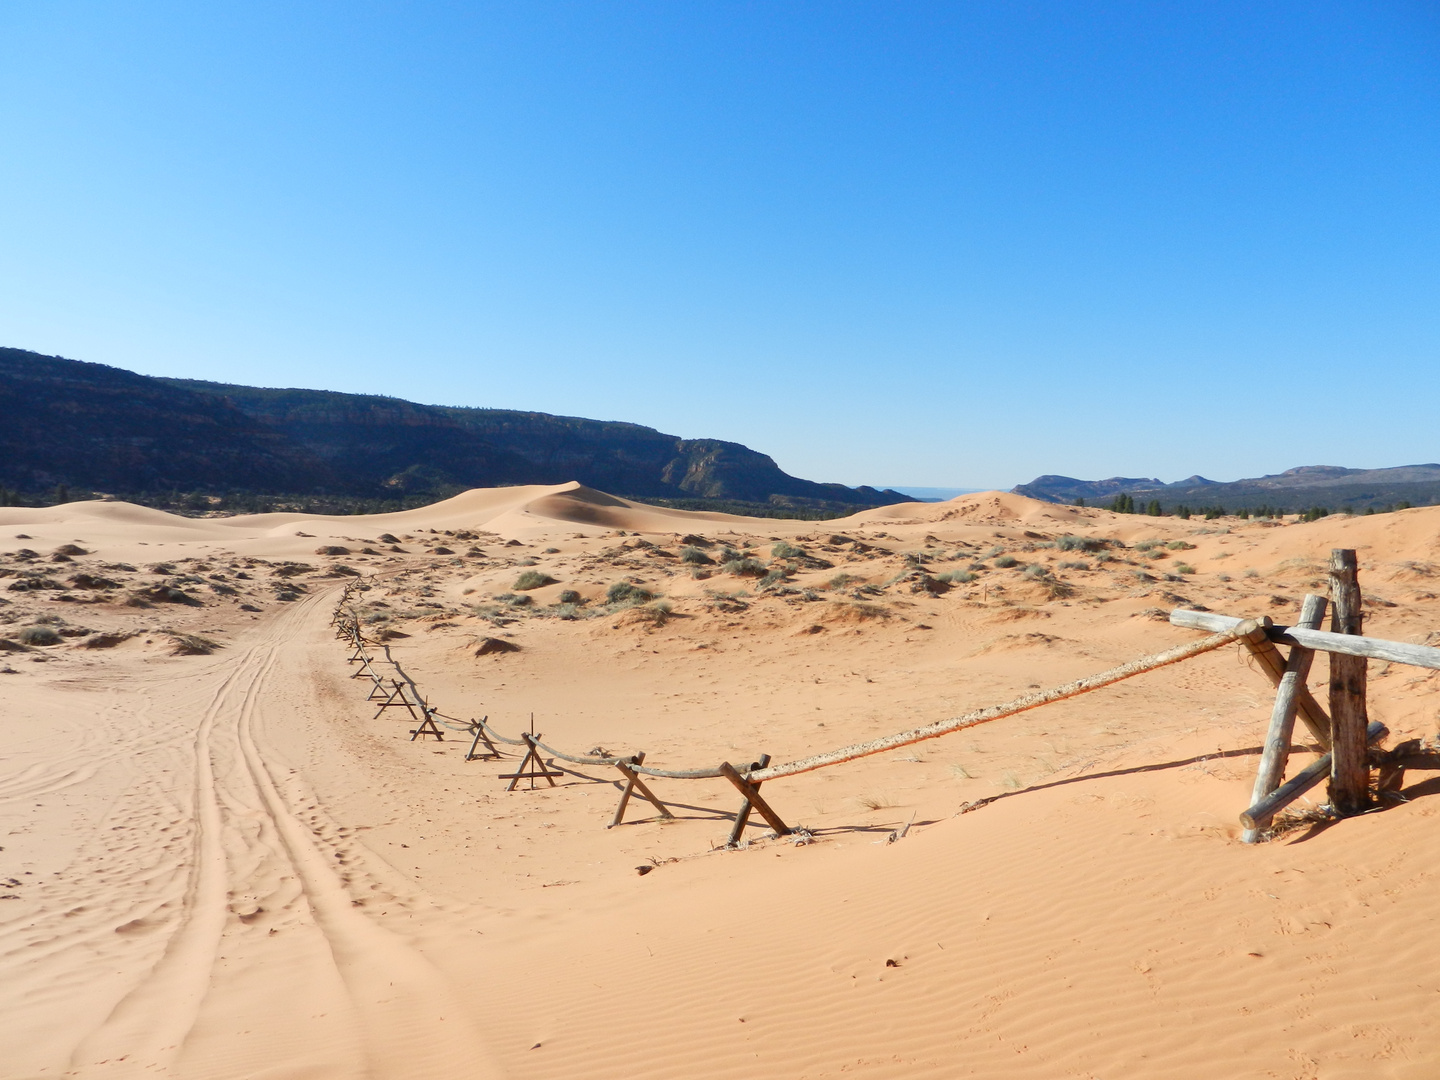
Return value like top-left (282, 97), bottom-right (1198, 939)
top-left (1014, 465), bottom-right (1440, 513)
top-left (0, 347), bottom-right (915, 517)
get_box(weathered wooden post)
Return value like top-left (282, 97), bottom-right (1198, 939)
top-left (1242, 593), bottom-right (1327, 841)
top-left (1328, 549), bottom-right (1370, 815)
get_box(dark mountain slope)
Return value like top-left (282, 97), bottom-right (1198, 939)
top-left (0, 347), bottom-right (910, 511)
top-left (0, 348), bottom-right (333, 495)
top-left (162, 378), bottom-right (904, 506)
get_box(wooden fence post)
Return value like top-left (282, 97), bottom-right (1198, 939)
top-left (719, 755), bottom-right (790, 844)
top-left (465, 717), bottom-right (501, 761)
top-left (1242, 593), bottom-right (1327, 842)
top-left (1328, 549), bottom-right (1370, 815)
top-left (608, 752), bottom-right (674, 828)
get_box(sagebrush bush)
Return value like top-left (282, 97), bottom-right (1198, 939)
top-left (722, 557), bottom-right (766, 577)
top-left (606, 581), bottom-right (655, 605)
top-left (993, 555), bottom-right (1018, 568)
top-left (17, 625), bottom-right (60, 646)
top-left (771, 541), bottom-right (805, 559)
top-left (679, 546), bottom-right (713, 565)
top-left (938, 569), bottom-right (975, 583)
top-left (514, 570), bottom-right (557, 591)
top-left (1175, 563), bottom-right (1197, 575)
top-left (628, 600), bottom-right (672, 626)
top-left (1056, 535), bottom-right (1106, 552)
top-left (757, 568), bottom-right (791, 589)
top-left (557, 589), bottom-right (582, 604)
top-left (168, 632), bottom-right (221, 655)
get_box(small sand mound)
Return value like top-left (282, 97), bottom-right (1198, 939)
top-left (819, 601), bottom-right (890, 624)
top-left (474, 636), bottom-right (520, 656)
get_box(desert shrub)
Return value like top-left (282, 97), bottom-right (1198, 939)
top-left (557, 589), bottom-right (582, 604)
top-left (315, 545), bottom-right (350, 556)
top-left (17, 625), bottom-right (60, 646)
top-left (827, 573), bottom-right (862, 590)
top-left (1055, 535), bottom-right (1106, 552)
top-left (679, 546), bottom-right (713, 565)
top-left (993, 555), bottom-right (1018, 568)
top-left (167, 632), bottom-right (221, 655)
top-left (722, 557), bottom-right (766, 577)
top-left (939, 569), bottom-right (976, 583)
top-left (1175, 563), bottom-right (1197, 575)
top-left (771, 541), bottom-right (805, 559)
top-left (628, 600), bottom-right (672, 626)
top-left (606, 581), bottom-right (655, 605)
top-left (1166, 541), bottom-right (1196, 551)
top-left (1023, 563), bottom-right (1049, 578)
top-left (1057, 560), bottom-right (1090, 571)
top-left (68, 573), bottom-right (119, 590)
top-left (550, 603), bottom-right (581, 620)
top-left (757, 568), bottom-right (791, 589)
top-left (514, 570), bottom-right (557, 591)
top-left (132, 585), bottom-right (204, 607)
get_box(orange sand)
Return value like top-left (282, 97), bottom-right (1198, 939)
top-left (2, 483), bottom-right (1439, 1079)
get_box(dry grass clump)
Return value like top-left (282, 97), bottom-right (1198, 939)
top-left (166, 632), bottom-right (221, 655)
top-left (722, 557), bottom-right (766, 577)
top-left (606, 581), bottom-right (655, 605)
top-left (17, 625), bottom-right (61, 646)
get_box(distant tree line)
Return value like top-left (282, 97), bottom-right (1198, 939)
top-left (1071, 494), bottom-right (1416, 521)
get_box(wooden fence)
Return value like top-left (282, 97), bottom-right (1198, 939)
top-left (332, 548), bottom-right (1440, 845)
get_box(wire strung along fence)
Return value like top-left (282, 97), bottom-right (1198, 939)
top-left (331, 551), bottom-right (1440, 847)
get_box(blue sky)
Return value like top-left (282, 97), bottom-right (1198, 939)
top-left (2, 3), bottom-right (1437, 490)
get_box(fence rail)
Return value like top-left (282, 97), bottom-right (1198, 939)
top-left (331, 579), bottom-right (1280, 842)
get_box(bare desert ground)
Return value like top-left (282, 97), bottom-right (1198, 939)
top-left (3, 483), bottom-right (1440, 1079)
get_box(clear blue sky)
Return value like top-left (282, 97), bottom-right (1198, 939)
top-left (2, 3), bottom-right (1437, 491)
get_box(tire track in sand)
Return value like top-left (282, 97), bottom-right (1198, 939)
top-left (69, 593), bottom-right (501, 1079)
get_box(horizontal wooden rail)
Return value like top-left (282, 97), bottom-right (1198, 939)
top-left (749, 622), bottom-right (1261, 783)
top-left (1171, 610), bottom-right (1440, 670)
top-left (1239, 721), bottom-right (1388, 830)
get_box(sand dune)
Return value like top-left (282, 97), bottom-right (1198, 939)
top-left (3, 487), bottom-right (1439, 1078)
